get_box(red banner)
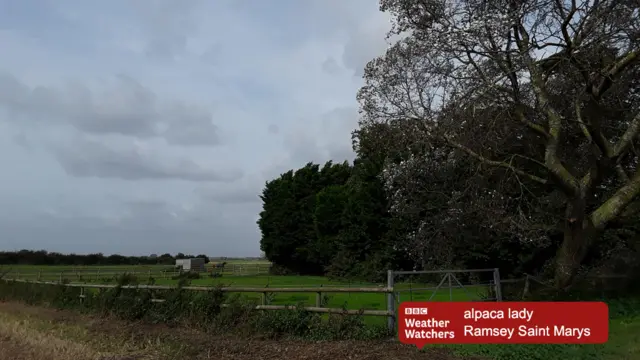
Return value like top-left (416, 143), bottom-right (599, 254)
top-left (398, 301), bottom-right (608, 347)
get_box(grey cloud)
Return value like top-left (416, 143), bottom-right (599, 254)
top-left (0, 72), bottom-right (220, 147)
top-left (321, 57), bottom-right (342, 75)
top-left (194, 174), bottom-right (265, 205)
top-left (283, 131), bottom-right (326, 164)
top-left (70, 75), bottom-right (159, 137)
top-left (124, 199), bottom-right (168, 212)
top-left (342, 25), bottom-right (392, 77)
top-left (53, 137), bottom-right (242, 182)
top-left (201, 43), bottom-right (225, 65)
top-left (12, 132), bottom-right (31, 150)
top-left (282, 107), bottom-right (357, 164)
top-left (120, 199), bottom-right (177, 227)
top-left (145, 34), bottom-right (188, 61)
top-left (0, 73), bottom-right (59, 121)
top-left (196, 186), bottom-right (261, 204)
top-left (327, 144), bottom-right (356, 163)
top-left (133, 0), bottom-right (201, 61)
top-left (162, 102), bottom-right (220, 146)
top-left (267, 124), bottom-right (279, 134)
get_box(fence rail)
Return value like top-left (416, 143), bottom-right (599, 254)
top-left (5, 279), bottom-right (391, 293)
top-left (1, 268), bottom-right (517, 333)
top-left (3, 279), bottom-right (395, 319)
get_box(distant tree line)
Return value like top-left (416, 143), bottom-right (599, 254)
top-left (0, 250), bottom-right (209, 266)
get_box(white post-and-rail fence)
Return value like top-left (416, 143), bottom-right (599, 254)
top-left (2, 268), bottom-right (507, 333)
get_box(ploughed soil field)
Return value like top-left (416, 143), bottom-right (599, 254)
top-left (0, 302), bottom-right (478, 360)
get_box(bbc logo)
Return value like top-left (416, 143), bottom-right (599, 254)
top-left (405, 307), bottom-right (428, 315)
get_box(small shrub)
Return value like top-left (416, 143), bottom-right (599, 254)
top-left (172, 271), bottom-right (201, 280)
top-left (117, 273), bottom-right (139, 285)
top-left (212, 294), bottom-right (257, 332)
top-left (253, 303), bottom-right (320, 339)
top-left (268, 264), bottom-right (295, 276)
top-left (186, 286), bottom-right (225, 326)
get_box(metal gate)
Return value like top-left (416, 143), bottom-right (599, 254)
top-left (389, 268), bottom-right (503, 305)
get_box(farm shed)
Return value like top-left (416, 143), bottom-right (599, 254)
top-left (175, 258), bottom-right (206, 272)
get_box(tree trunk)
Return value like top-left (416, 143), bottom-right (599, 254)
top-left (554, 199), bottom-right (597, 289)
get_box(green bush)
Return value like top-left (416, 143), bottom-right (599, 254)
top-left (268, 264), bottom-right (296, 276)
top-left (171, 271), bottom-right (201, 280)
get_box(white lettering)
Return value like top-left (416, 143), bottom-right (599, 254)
top-left (404, 318), bottom-right (451, 328)
top-left (553, 326), bottom-right (591, 339)
top-left (463, 309), bottom-right (505, 321)
top-left (404, 329), bottom-right (456, 339)
top-left (509, 308), bottom-right (534, 322)
top-left (518, 325), bottom-right (550, 337)
top-left (463, 325), bottom-right (514, 339)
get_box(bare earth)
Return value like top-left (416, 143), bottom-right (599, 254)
top-left (0, 302), bottom-right (479, 360)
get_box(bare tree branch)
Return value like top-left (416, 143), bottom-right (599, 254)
top-left (591, 166), bottom-right (640, 229)
top-left (613, 111), bottom-right (640, 158)
top-left (513, 22), bottom-right (581, 196)
top-left (443, 135), bottom-right (548, 185)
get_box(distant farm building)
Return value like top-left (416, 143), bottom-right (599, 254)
top-left (175, 258), bottom-right (206, 272)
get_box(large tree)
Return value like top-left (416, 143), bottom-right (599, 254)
top-left (358, 0), bottom-right (639, 288)
top-left (258, 161), bottom-right (351, 274)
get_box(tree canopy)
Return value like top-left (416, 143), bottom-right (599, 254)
top-left (359, 0), bottom-right (640, 288)
top-left (258, 0), bottom-right (640, 289)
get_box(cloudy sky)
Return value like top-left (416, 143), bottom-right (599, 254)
top-left (0, 0), bottom-right (393, 256)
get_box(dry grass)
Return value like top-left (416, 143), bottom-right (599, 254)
top-left (0, 313), bottom-right (99, 360)
top-left (0, 304), bottom-right (163, 360)
top-left (0, 302), bottom-right (472, 360)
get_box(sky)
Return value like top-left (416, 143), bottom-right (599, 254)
top-left (0, 0), bottom-right (394, 256)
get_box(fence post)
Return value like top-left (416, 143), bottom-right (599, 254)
top-left (522, 275), bottom-right (530, 300)
top-left (59, 271), bottom-right (63, 283)
top-left (37, 271), bottom-right (42, 281)
top-left (386, 270), bottom-right (395, 333)
top-left (493, 268), bottom-right (502, 301)
top-left (316, 284), bottom-right (323, 307)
